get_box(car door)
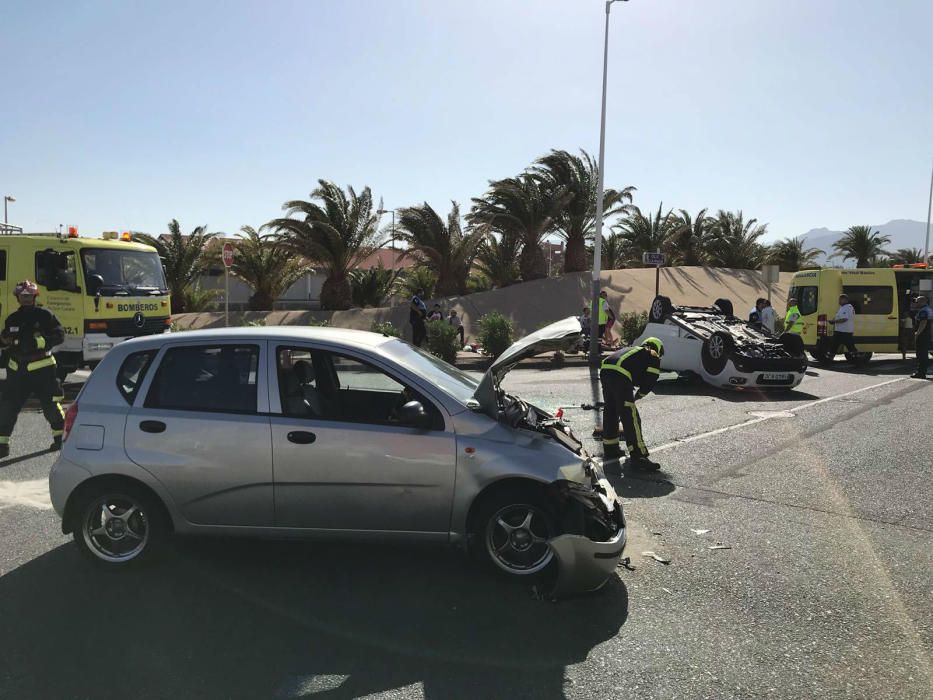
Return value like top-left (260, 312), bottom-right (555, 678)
top-left (269, 344), bottom-right (456, 536)
top-left (124, 340), bottom-right (274, 526)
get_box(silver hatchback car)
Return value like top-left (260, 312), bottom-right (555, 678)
top-left (49, 318), bottom-right (625, 595)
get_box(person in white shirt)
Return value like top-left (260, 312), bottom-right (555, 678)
top-left (828, 293), bottom-right (858, 361)
top-left (759, 299), bottom-right (777, 334)
top-left (447, 309), bottom-right (464, 346)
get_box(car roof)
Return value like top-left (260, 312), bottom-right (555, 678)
top-left (117, 326), bottom-right (397, 352)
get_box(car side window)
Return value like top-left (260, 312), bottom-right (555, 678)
top-left (117, 350), bottom-right (157, 404)
top-left (146, 344), bottom-right (260, 414)
top-left (276, 346), bottom-right (442, 429)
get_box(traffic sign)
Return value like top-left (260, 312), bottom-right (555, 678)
top-left (760, 264), bottom-right (780, 284)
top-left (222, 242), bottom-right (235, 268)
top-left (642, 251), bottom-right (665, 266)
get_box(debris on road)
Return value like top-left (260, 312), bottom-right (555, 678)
top-left (619, 557), bottom-right (636, 571)
top-left (691, 529), bottom-right (711, 535)
top-left (642, 551), bottom-right (671, 564)
top-left (708, 544), bottom-right (732, 551)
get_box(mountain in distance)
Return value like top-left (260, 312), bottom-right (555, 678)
top-left (797, 219), bottom-right (929, 265)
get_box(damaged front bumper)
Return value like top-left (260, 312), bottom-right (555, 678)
top-left (547, 469), bottom-right (627, 598)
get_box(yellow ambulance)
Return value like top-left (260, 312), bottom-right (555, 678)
top-left (787, 264), bottom-right (933, 364)
top-left (0, 226), bottom-right (170, 380)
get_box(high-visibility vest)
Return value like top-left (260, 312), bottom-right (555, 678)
top-left (785, 305), bottom-right (803, 334)
top-left (598, 298), bottom-right (609, 324)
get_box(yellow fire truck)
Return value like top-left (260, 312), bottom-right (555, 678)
top-left (0, 225), bottom-right (170, 380)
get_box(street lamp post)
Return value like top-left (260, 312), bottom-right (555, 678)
top-left (589, 0), bottom-right (627, 365)
top-left (3, 195), bottom-right (14, 224)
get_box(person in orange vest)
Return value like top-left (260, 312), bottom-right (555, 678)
top-left (0, 280), bottom-right (66, 458)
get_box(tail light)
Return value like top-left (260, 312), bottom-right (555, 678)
top-left (63, 402), bottom-right (79, 442)
top-left (817, 314), bottom-right (827, 337)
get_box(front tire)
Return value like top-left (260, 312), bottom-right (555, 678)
top-left (472, 488), bottom-right (559, 578)
top-left (72, 483), bottom-right (166, 567)
top-left (701, 331), bottom-right (733, 375)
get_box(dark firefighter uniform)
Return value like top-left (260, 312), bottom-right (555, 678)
top-left (600, 338), bottom-right (664, 471)
top-left (0, 290), bottom-right (66, 457)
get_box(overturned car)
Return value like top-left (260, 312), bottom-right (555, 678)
top-left (634, 295), bottom-right (808, 390)
top-left (49, 318), bottom-right (624, 597)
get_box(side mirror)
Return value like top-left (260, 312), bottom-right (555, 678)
top-left (88, 274), bottom-right (105, 296)
top-left (397, 400), bottom-right (432, 429)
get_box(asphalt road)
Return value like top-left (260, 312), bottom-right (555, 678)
top-left (0, 360), bottom-right (930, 699)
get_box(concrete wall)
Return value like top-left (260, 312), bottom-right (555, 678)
top-left (196, 271), bottom-right (326, 310)
top-left (173, 267), bottom-right (794, 341)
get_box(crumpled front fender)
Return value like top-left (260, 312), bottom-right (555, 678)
top-left (547, 526), bottom-right (627, 598)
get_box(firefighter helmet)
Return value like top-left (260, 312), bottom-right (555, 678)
top-left (642, 336), bottom-right (664, 357)
top-left (13, 280), bottom-right (40, 298)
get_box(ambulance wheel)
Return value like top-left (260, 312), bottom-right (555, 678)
top-left (701, 332), bottom-right (733, 375)
top-left (810, 341), bottom-right (835, 365)
top-left (845, 351), bottom-right (872, 366)
top-left (649, 295), bottom-right (674, 323)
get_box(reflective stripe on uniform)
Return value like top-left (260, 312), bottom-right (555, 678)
top-left (624, 401), bottom-right (647, 451)
top-left (0, 436), bottom-right (9, 444)
top-left (601, 346), bottom-right (643, 379)
top-left (53, 395), bottom-right (65, 403)
top-left (51, 429), bottom-right (63, 437)
top-left (7, 360), bottom-right (18, 371)
top-left (602, 437), bottom-right (620, 445)
top-left (55, 403), bottom-right (65, 419)
top-left (647, 366), bottom-right (661, 375)
top-left (26, 356), bottom-right (56, 372)
top-left (35, 335), bottom-right (46, 350)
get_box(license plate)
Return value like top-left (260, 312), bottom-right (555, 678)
top-left (762, 372), bottom-right (791, 381)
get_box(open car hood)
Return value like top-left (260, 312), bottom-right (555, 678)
top-left (472, 316), bottom-right (582, 417)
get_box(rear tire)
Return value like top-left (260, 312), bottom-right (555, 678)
top-left (845, 351), bottom-right (873, 366)
top-left (649, 295), bottom-right (674, 323)
top-left (471, 487), bottom-right (559, 579)
top-left (810, 341), bottom-right (835, 365)
top-left (712, 298), bottom-right (734, 317)
top-left (701, 331), bottom-right (733, 375)
top-left (72, 482), bottom-right (167, 567)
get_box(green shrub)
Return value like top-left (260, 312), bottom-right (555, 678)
top-left (477, 311), bottom-right (514, 357)
top-left (308, 317), bottom-right (330, 327)
top-left (426, 319), bottom-right (460, 364)
top-left (370, 320), bottom-right (402, 337)
top-left (398, 265), bottom-right (437, 301)
top-left (616, 311), bottom-right (649, 344)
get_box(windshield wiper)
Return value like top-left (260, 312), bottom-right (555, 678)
top-left (128, 286), bottom-right (165, 296)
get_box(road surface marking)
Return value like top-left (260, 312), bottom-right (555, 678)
top-left (0, 479), bottom-right (53, 510)
top-left (650, 377), bottom-right (906, 454)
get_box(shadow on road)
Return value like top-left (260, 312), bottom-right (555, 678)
top-left (652, 377), bottom-right (819, 403)
top-left (609, 472), bottom-right (675, 500)
top-left (0, 538), bottom-right (629, 699)
top-left (0, 447), bottom-right (57, 469)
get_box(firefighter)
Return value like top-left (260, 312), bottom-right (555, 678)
top-left (600, 337), bottom-right (664, 472)
top-left (0, 280), bottom-right (66, 457)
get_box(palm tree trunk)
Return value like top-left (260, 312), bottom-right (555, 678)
top-left (564, 236), bottom-right (587, 273)
top-left (321, 274), bottom-right (352, 310)
top-left (520, 243), bottom-right (547, 281)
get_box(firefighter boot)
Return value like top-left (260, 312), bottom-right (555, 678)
top-left (50, 436), bottom-right (62, 451)
top-left (0, 444), bottom-right (8, 459)
top-left (628, 456), bottom-right (661, 472)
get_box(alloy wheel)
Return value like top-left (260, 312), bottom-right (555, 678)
top-left (485, 503), bottom-right (554, 575)
top-left (82, 494), bottom-right (150, 563)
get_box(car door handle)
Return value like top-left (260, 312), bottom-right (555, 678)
top-left (287, 431), bottom-right (316, 445)
top-left (139, 420), bottom-right (166, 433)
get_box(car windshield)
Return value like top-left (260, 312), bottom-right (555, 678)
top-left (80, 248), bottom-right (168, 296)
top-left (381, 339), bottom-right (479, 404)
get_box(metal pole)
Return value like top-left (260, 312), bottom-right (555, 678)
top-left (655, 262), bottom-right (660, 298)
top-left (924, 157), bottom-right (932, 264)
top-left (224, 267), bottom-right (230, 327)
top-left (3, 199), bottom-right (6, 224)
top-left (589, 0), bottom-right (620, 365)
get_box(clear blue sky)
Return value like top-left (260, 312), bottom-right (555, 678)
top-left (4, 0), bottom-right (932, 243)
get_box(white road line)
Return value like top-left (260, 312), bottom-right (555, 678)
top-left (0, 479), bottom-right (53, 510)
top-left (650, 377), bottom-right (907, 454)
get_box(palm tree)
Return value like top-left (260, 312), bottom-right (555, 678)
top-left (768, 236), bottom-right (824, 272)
top-left (613, 203), bottom-right (678, 265)
top-left (133, 219), bottom-right (218, 314)
top-left (890, 247), bottom-right (924, 265)
top-left (268, 180), bottom-right (384, 310)
top-left (669, 209), bottom-right (713, 266)
top-left (394, 202), bottom-right (486, 296)
top-left (831, 226), bottom-right (891, 268)
top-left (587, 232), bottom-right (630, 271)
top-left (475, 233), bottom-right (521, 288)
top-left (397, 265), bottom-right (437, 300)
top-left (229, 226), bottom-right (313, 310)
top-left (706, 210), bottom-right (769, 268)
top-left (348, 263), bottom-right (399, 308)
top-left (532, 149), bottom-right (635, 273)
top-left (467, 174), bottom-right (571, 281)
